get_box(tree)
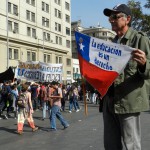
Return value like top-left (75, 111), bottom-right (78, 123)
top-left (127, 0), bottom-right (150, 37)
top-left (144, 0), bottom-right (150, 8)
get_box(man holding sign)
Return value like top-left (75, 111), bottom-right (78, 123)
top-left (102, 4), bottom-right (150, 150)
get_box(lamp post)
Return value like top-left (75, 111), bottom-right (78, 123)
top-left (6, 0), bottom-right (9, 69)
top-left (42, 28), bottom-right (45, 62)
top-left (42, 20), bottom-right (48, 63)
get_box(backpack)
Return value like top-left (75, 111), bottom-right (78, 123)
top-left (7, 93), bottom-right (14, 102)
top-left (1, 86), bottom-right (8, 98)
top-left (16, 92), bottom-right (27, 108)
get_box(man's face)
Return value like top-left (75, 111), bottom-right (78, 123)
top-left (108, 12), bottom-right (128, 32)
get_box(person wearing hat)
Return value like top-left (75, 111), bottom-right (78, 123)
top-left (103, 4), bottom-right (150, 150)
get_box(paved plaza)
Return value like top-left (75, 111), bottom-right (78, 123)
top-left (0, 102), bottom-right (150, 150)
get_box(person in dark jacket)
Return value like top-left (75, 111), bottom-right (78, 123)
top-left (30, 82), bottom-right (39, 111)
top-left (102, 4), bottom-right (150, 150)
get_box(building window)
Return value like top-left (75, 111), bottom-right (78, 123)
top-left (66, 27), bottom-right (70, 35)
top-left (26, 0), bottom-right (35, 6)
top-left (43, 32), bottom-right (50, 41)
top-left (65, 2), bottom-right (70, 11)
top-left (66, 58), bottom-right (71, 66)
top-left (26, 10), bottom-right (30, 20)
top-left (47, 55), bottom-right (51, 63)
top-left (31, 12), bottom-right (35, 22)
top-left (76, 68), bottom-right (79, 73)
top-left (42, 2), bottom-right (44, 10)
top-left (27, 51), bottom-right (36, 61)
top-left (9, 48), bottom-right (12, 59)
top-left (31, 0), bottom-right (35, 6)
top-left (26, 0), bottom-right (30, 4)
top-left (67, 71), bottom-right (71, 75)
top-left (55, 36), bottom-right (62, 45)
top-left (44, 54), bottom-right (51, 63)
top-left (32, 52), bottom-right (36, 61)
top-left (8, 21), bottom-right (19, 33)
top-left (13, 4), bottom-right (18, 15)
top-left (44, 54), bottom-right (46, 63)
top-left (14, 22), bottom-right (19, 33)
top-left (27, 27), bottom-right (36, 38)
top-left (8, 2), bottom-right (11, 13)
top-left (9, 48), bottom-right (19, 60)
top-left (65, 14), bottom-right (70, 23)
top-left (46, 4), bottom-right (49, 12)
top-left (55, 0), bottom-right (61, 5)
top-left (14, 49), bottom-right (19, 59)
top-left (55, 22), bottom-right (61, 32)
top-left (8, 2), bottom-right (18, 16)
top-left (42, 1), bottom-right (49, 12)
top-left (55, 9), bottom-right (61, 19)
top-left (59, 37), bottom-right (62, 45)
top-left (56, 56), bottom-right (62, 64)
top-left (103, 32), bottom-right (107, 36)
top-left (27, 51), bottom-right (31, 61)
top-left (42, 17), bottom-right (49, 27)
top-left (56, 36), bottom-right (58, 44)
top-left (26, 10), bottom-right (35, 22)
top-left (8, 21), bottom-right (12, 31)
top-left (27, 27), bottom-right (31, 36)
top-left (32, 28), bottom-right (36, 38)
top-left (66, 40), bottom-right (70, 48)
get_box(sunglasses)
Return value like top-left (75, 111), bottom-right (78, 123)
top-left (109, 13), bottom-right (126, 20)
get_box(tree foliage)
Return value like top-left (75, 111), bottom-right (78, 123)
top-left (127, 0), bottom-right (150, 37)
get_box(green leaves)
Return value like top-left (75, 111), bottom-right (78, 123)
top-left (127, 0), bottom-right (150, 38)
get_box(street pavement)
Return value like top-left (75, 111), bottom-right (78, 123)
top-left (0, 101), bottom-right (150, 150)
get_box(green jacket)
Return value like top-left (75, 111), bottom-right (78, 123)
top-left (108, 27), bottom-right (150, 114)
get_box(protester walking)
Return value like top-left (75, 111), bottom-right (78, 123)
top-left (30, 82), bottom-right (39, 111)
top-left (61, 86), bottom-right (67, 111)
top-left (49, 81), bottom-right (69, 131)
top-left (68, 85), bottom-right (79, 113)
top-left (10, 84), bottom-right (18, 119)
top-left (40, 82), bottom-right (51, 120)
top-left (1, 81), bottom-right (12, 119)
top-left (17, 84), bottom-right (38, 135)
top-left (102, 4), bottom-right (150, 150)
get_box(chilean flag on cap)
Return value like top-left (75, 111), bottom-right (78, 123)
top-left (75, 31), bottom-right (134, 98)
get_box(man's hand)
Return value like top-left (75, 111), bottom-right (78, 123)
top-left (132, 49), bottom-right (146, 66)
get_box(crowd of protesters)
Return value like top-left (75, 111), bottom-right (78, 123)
top-left (0, 78), bottom-right (102, 134)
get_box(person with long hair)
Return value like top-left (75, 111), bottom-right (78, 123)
top-left (17, 84), bottom-right (38, 135)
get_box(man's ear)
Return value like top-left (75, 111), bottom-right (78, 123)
top-left (127, 15), bottom-right (132, 25)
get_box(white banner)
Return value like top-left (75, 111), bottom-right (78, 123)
top-left (15, 61), bottom-right (63, 82)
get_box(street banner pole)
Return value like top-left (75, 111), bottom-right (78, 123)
top-left (82, 77), bottom-right (88, 116)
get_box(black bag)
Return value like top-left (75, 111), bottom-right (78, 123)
top-left (16, 93), bottom-right (27, 108)
top-left (7, 93), bottom-right (14, 102)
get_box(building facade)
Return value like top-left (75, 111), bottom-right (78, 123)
top-left (71, 20), bottom-right (116, 82)
top-left (0, 0), bottom-right (72, 84)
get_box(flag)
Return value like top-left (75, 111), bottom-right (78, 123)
top-left (75, 31), bottom-right (134, 97)
top-left (0, 67), bottom-right (15, 83)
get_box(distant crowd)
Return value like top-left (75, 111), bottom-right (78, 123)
top-left (0, 79), bottom-right (102, 120)
top-left (0, 79), bottom-right (102, 133)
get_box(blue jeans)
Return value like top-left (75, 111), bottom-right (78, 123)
top-left (42, 101), bottom-right (51, 119)
top-left (69, 98), bottom-right (77, 111)
top-left (50, 105), bottom-right (69, 129)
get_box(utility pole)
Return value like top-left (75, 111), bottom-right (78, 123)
top-left (42, 20), bottom-right (48, 63)
top-left (6, 0), bottom-right (9, 69)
